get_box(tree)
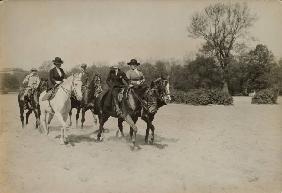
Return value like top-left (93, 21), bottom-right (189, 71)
top-left (245, 44), bottom-right (276, 90)
top-left (1, 73), bottom-right (20, 90)
top-left (38, 60), bottom-right (53, 79)
top-left (188, 2), bottom-right (256, 93)
top-left (187, 56), bottom-right (222, 89)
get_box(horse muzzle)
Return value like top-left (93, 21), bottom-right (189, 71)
top-left (163, 95), bottom-right (171, 104)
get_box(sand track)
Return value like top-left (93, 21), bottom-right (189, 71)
top-left (0, 94), bottom-right (281, 193)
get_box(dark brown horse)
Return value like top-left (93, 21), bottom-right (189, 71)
top-left (116, 77), bottom-right (171, 144)
top-left (18, 79), bottom-right (48, 128)
top-left (69, 74), bottom-right (103, 128)
top-left (96, 77), bottom-right (171, 148)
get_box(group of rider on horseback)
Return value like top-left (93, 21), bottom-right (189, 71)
top-left (21, 57), bottom-right (148, 118)
top-left (19, 56), bottom-right (171, 147)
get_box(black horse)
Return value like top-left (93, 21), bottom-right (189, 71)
top-left (69, 74), bottom-right (103, 128)
top-left (18, 79), bottom-right (48, 128)
top-left (116, 77), bottom-right (171, 144)
top-left (96, 77), bottom-right (171, 148)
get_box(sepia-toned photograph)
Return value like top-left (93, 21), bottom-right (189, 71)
top-left (0, 0), bottom-right (281, 193)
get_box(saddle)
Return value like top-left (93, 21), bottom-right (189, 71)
top-left (41, 86), bottom-right (60, 101)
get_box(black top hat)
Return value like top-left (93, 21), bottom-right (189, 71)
top-left (52, 57), bottom-right (64, 65)
top-left (127, 59), bottom-right (140, 66)
top-left (30, 68), bottom-right (38, 72)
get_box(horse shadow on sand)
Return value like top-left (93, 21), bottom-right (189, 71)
top-left (50, 125), bottom-right (177, 149)
top-left (107, 132), bottom-right (179, 150)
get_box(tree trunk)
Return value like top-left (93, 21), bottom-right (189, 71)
top-left (222, 80), bottom-right (229, 94)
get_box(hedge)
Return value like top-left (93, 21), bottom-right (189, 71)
top-left (171, 89), bottom-right (233, 105)
top-left (251, 88), bottom-right (279, 104)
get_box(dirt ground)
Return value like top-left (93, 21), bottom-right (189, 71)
top-left (0, 94), bottom-right (281, 193)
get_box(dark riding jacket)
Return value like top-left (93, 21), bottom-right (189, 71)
top-left (106, 69), bottom-right (129, 88)
top-left (48, 67), bottom-right (66, 90)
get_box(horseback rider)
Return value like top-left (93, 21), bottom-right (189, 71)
top-left (126, 59), bottom-right (147, 97)
top-left (79, 63), bottom-right (90, 96)
top-left (21, 68), bottom-right (41, 107)
top-left (106, 65), bottom-right (129, 116)
top-left (79, 63), bottom-right (89, 88)
top-left (42, 57), bottom-right (66, 101)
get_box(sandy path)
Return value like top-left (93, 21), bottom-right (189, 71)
top-left (0, 94), bottom-right (281, 193)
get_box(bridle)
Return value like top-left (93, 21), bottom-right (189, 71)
top-left (153, 78), bottom-right (171, 102)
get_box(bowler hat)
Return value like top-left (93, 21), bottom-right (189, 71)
top-left (52, 57), bottom-right (64, 65)
top-left (30, 68), bottom-right (38, 72)
top-left (110, 65), bottom-right (118, 69)
top-left (127, 59), bottom-right (140, 66)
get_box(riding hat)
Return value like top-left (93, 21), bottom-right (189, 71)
top-left (30, 68), bottom-right (38, 72)
top-left (81, 63), bottom-right (87, 68)
top-left (110, 65), bottom-right (119, 69)
top-left (52, 57), bottom-right (64, 65)
top-left (127, 59), bottom-right (140, 66)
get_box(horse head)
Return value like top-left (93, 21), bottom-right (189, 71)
top-left (88, 74), bottom-right (103, 98)
top-left (70, 73), bottom-right (83, 101)
top-left (150, 75), bottom-right (171, 105)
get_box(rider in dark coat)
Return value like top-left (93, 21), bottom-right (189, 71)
top-left (79, 63), bottom-right (89, 87)
top-left (42, 57), bottom-right (66, 101)
top-left (106, 65), bottom-right (129, 116)
top-left (47, 57), bottom-right (66, 91)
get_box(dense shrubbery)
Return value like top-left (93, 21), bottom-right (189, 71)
top-left (251, 88), bottom-right (279, 104)
top-left (171, 89), bottom-right (233, 105)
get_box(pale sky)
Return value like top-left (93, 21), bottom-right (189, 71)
top-left (1, 0), bottom-right (282, 70)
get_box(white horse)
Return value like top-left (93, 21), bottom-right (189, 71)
top-left (39, 74), bottom-right (83, 144)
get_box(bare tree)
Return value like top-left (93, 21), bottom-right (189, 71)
top-left (188, 2), bottom-right (257, 93)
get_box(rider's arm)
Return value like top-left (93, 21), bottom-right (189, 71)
top-left (121, 71), bottom-right (129, 85)
top-left (61, 69), bottom-right (66, 79)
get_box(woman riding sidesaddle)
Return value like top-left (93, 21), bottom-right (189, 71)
top-left (42, 57), bottom-right (66, 101)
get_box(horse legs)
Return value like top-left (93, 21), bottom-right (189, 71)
top-left (81, 107), bottom-right (86, 128)
top-left (46, 113), bottom-right (54, 135)
top-left (144, 115), bottom-right (155, 144)
top-left (116, 118), bottom-right (125, 137)
top-left (90, 108), bottom-right (98, 125)
top-left (25, 109), bottom-right (32, 125)
top-left (149, 123), bottom-right (155, 144)
top-left (76, 108), bottom-right (80, 127)
top-left (19, 105), bottom-right (24, 128)
top-left (123, 114), bottom-right (138, 147)
top-left (33, 108), bottom-right (41, 129)
top-left (69, 109), bottom-right (72, 126)
top-left (40, 111), bottom-right (48, 135)
top-left (145, 125), bottom-right (150, 144)
top-left (55, 112), bottom-right (68, 145)
top-left (97, 114), bottom-right (109, 141)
